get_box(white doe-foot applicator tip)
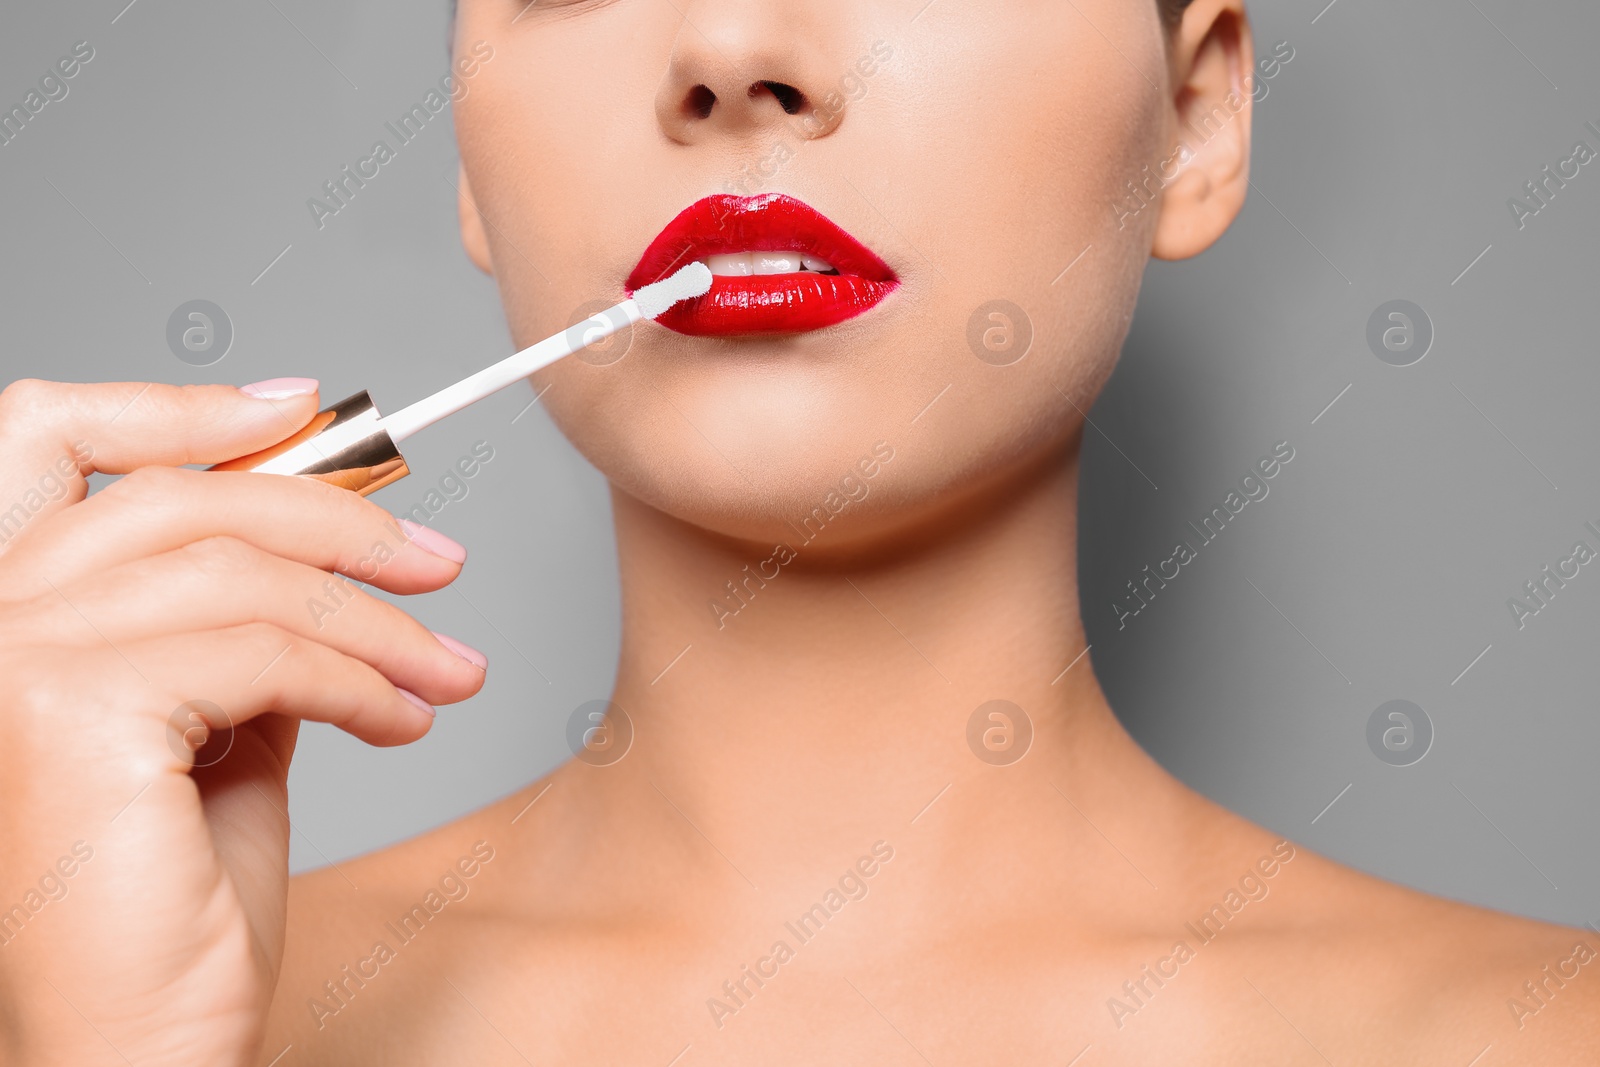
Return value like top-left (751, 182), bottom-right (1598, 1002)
top-left (632, 261), bottom-right (713, 320)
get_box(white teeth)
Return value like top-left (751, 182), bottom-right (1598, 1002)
top-left (706, 253), bottom-right (754, 277)
top-left (753, 252), bottom-right (803, 275)
top-left (701, 251), bottom-right (838, 277)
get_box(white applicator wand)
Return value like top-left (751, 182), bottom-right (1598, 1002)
top-left (211, 262), bottom-right (713, 495)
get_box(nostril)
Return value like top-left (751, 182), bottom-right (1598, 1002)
top-left (751, 80), bottom-right (808, 116)
top-left (686, 84), bottom-right (717, 120)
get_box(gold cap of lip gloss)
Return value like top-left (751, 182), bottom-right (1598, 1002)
top-left (209, 390), bottom-right (409, 497)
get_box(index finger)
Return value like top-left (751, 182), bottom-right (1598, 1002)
top-left (0, 378), bottom-right (319, 540)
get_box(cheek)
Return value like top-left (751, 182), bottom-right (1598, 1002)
top-left (848, 5), bottom-right (1165, 477)
top-left (456, 6), bottom-right (681, 337)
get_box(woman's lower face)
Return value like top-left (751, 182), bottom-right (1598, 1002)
top-left (453, 0), bottom-right (1171, 547)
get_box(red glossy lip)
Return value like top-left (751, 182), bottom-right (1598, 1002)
top-left (625, 193), bottom-right (898, 337)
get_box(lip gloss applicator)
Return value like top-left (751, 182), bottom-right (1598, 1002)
top-left (210, 262), bottom-right (712, 494)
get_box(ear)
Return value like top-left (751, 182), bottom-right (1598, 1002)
top-left (456, 160), bottom-right (494, 275)
top-left (1151, 0), bottom-right (1254, 261)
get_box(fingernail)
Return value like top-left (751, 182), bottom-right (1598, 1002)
top-left (398, 519), bottom-right (468, 564)
top-left (239, 377), bottom-right (319, 400)
top-left (433, 632), bottom-right (488, 670)
top-left (397, 688), bottom-right (435, 717)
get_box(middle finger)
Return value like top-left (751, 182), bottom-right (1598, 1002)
top-left (0, 466), bottom-right (467, 601)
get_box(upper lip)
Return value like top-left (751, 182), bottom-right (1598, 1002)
top-left (625, 193), bottom-right (896, 292)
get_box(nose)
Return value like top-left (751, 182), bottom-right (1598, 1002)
top-left (653, 2), bottom-right (850, 145)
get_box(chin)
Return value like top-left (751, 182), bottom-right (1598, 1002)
top-left (535, 331), bottom-right (1092, 554)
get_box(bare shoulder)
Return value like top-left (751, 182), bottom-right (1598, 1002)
top-left (1214, 833), bottom-right (1599, 1065)
top-left (257, 784), bottom-right (532, 1065)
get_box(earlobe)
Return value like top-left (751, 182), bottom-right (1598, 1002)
top-left (1150, 1), bottom-right (1253, 261)
top-left (456, 161), bottom-right (494, 275)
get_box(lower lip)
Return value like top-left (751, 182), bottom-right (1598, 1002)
top-left (651, 273), bottom-right (898, 337)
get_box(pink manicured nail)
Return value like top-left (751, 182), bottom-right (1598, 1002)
top-left (239, 377), bottom-right (319, 400)
top-left (433, 632), bottom-right (488, 670)
top-left (399, 519), bottom-right (467, 564)
top-left (397, 688), bottom-right (435, 717)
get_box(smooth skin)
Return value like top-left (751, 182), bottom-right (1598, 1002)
top-left (4, 0), bottom-right (1596, 1064)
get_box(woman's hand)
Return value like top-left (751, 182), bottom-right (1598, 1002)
top-left (0, 379), bottom-right (486, 1066)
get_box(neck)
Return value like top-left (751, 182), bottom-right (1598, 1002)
top-left (581, 433), bottom-right (1183, 894)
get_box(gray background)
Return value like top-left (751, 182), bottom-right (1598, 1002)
top-left (1, 1), bottom-right (1595, 928)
